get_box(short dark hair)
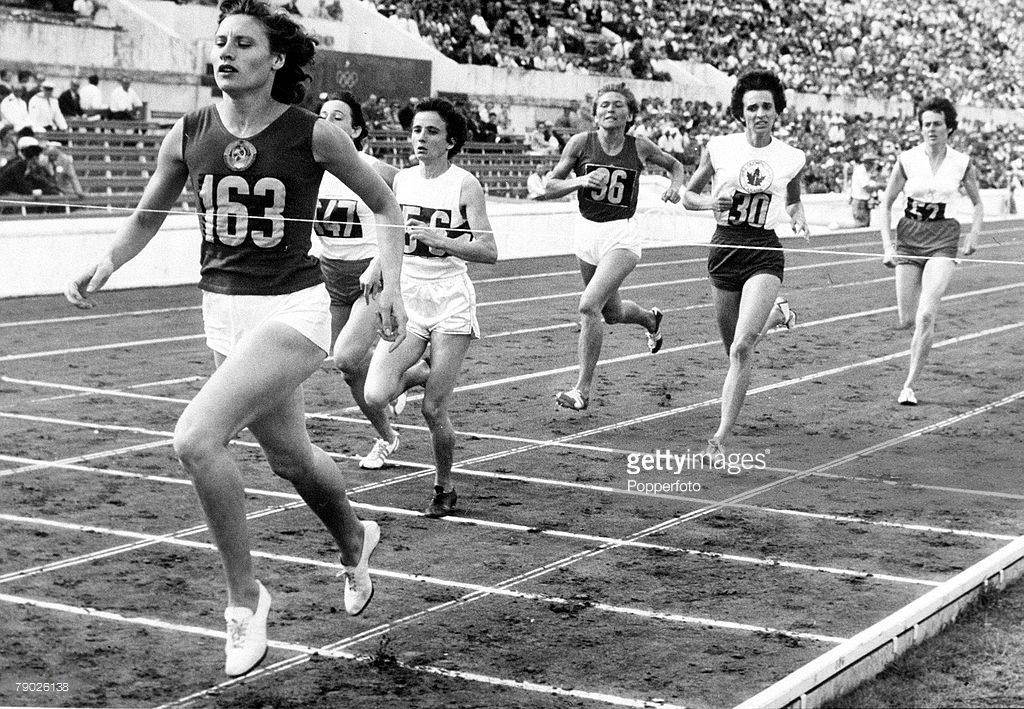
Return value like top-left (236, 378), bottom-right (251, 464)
top-left (414, 97), bottom-right (467, 157)
top-left (317, 91), bottom-right (368, 150)
top-left (218, 0), bottom-right (317, 105)
top-left (593, 82), bottom-right (639, 129)
top-left (730, 69), bottom-right (787, 122)
top-left (917, 97), bottom-right (958, 135)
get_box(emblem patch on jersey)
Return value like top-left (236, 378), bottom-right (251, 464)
top-left (223, 139), bottom-right (257, 171)
top-left (738, 160), bottom-right (773, 192)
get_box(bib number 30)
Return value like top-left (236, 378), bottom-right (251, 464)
top-left (727, 192), bottom-right (771, 228)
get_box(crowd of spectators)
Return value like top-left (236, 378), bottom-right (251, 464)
top-left (336, 88), bottom-right (1024, 195)
top-left (362, 0), bottom-right (1024, 109)
top-left (0, 68), bottom-right (143, 204)
top-left (0, 0), bottom-right (111, 25)
top-left (613, 97), bottom-right (1024, 194)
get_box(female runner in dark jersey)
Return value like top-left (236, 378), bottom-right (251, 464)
top-left (66, 0), bottom-right (406, 678)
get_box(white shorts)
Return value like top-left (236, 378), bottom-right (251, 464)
top-left (573, 214), bottom-right (642, 265)
top-left (403, 272), bottom-right (479, 341)
top-left (202, 283), bottom-right (332, 357)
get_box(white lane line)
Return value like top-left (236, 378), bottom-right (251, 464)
top-left (481, 274), bottom-right (898, 340)
top-left (807, 471), bottom-right (1024, 502)
top-left (4, 379), bottom-right (1018, 704)
top-left (4, 375), bottom-right (193, 404)
top-left (0, 334), bottom-right (205, 363)
top-left (415, 285), bottom-right (1024, 398)
top-left (6, 317), bottom-right (1023, 524)
top-left (0, 305), bottom-right (200, 329)
top-left (31, 375), bottom-right (204, 403)
top-left (0, 238), bottom-right (888, 332)
top-left (0, 439), bottom-right (175, 477)
top-left (0, 513), bottom-right (847, 643)
top-left (477, 255), bottom-right (877, 308)
top-left (0, 379), bottom-right (637, 456)
top-left (0, 461), bottom-right (940, 587)
top-left (3, 262), bottom-right (1016, 367)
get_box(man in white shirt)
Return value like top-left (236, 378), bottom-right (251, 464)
top-left (527, 160), bottom-right (553, 200)
top-left (108, 76), bottom-right (143, 120)
top-left (78, 74), bottom-right (106, 119)
top-left (0, 86), bottom-right (32, 134)
top-left (28, 80), bottom-right (68, 131)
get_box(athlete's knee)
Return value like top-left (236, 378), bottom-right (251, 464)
top-left (916, 307), bottom-right (937, 330)
top-left (263, 443), bottom-right (315, 482)
top-left (173, 417), bottom-right (225, 475)
top-left (729, 333), bottom-right (758, 364)
top-left (578, 294), bottom-right (608, 321)
top-left (420, 395), bottom-right (449, 430)
top-left (361, 374), bottom-right (392, 409)
top-left (333, 345), bottom-right (367, 377)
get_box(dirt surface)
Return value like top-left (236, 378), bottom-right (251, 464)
top-left (2, 224), bottom-right (1024, 707)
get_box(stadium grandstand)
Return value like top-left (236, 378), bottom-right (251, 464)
top-left (1, 0), bottom-right (1024, 215)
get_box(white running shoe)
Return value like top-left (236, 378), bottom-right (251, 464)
top-left (898, 387), bottom-right (918, 406)
top-left (359, 435), bottom-right (400, 469)
top-left (224, 581), bottom-right (271, 677)
top-left (340, 520), bottom-right (380, 616)
top-left (772, 297), bottom-right (797, 331)
top-left (647, 307), bottom-right (664, 354)
top-left (388, 391), bottom-right (407, 417)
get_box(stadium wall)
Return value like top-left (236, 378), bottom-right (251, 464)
top-left (2, 186), bottom-right (1009, 299)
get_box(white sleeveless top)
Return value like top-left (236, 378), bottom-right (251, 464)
top-left (314, 151), bottom-right (380, 261)
top-left (393, 163), bottom-right (472, 281)
top-left (899, 144), bottom-right (969, 206)
top-left (707, 133), bottom-right (806, 231)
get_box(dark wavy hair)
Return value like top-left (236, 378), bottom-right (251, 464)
top-left (318, 92), bottom-right (369, 150)
top-left (217, 0), bottom-right (317, 105)
top-left (730, 69), bottom-right (787, 123)
top-left (916, 97), bottom-right (958, 135)
top-left (415, 97), bottom-right (468, 158)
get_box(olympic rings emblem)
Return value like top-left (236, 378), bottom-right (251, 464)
top-left (335, 71), bottom-right (359, 89)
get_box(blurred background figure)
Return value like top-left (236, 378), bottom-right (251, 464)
top-left (107, 76), bottom-right (143, 120)
top-left (43, 140), bottom-right (86, 199)
top-left (849, 152), bottom-right (881, 227)
top-left (78, 74), bottom-right (106, 120)
top-left (28, 79), bottom-right (68, 132)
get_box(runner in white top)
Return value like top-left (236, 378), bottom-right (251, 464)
top-left (313, 93), bottom-right (408, 469)
top-left (683, 69), bottom-right (809, 461)
top-left (879, 96), bottom-right (983, 406)
top-left (363, 97), bottom-right (498, 518)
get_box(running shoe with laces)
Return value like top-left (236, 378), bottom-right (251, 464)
top-left (424, 485), bottom-right (458, 518)
top-left (555, 388), bottom-right (589, 411)
top-left (339, 520), bottom-right (380, 616)
top-left (647, 307), bottom-right (664, 354)
top-left (359, 434), bottom-right (400, 470)
top-left (771, 297), bottom-right (797, 331)
top-left (223, 581), bottom-right (271, 677)
top-left (388, 391), bottom-right (407, 417)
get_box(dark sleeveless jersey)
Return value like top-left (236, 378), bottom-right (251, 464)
top-left (183, 104), bottom-right (325, 295)
top-left (573, 132), bottom-right (642, 222)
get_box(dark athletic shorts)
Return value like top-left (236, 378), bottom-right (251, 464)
top-left (894, 216), bottom-right (959, 267)
top-left (319, 257), bottom-right (373, 308)
top-left (707, 225), bottom-right (784, 292)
